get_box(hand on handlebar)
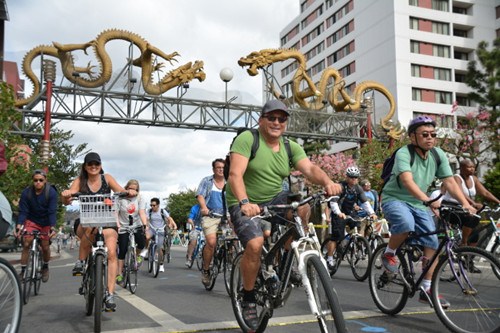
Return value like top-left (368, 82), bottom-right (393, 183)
top-left (241, 203), bottom-right (261, 217)
top-left (14, 225), bottom-right (23, 239)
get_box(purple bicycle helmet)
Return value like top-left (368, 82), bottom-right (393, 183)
top-left (408, 116), bottom-right (436, 134)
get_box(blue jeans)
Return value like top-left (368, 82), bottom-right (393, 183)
top-left (382, 200), bottom-right (438, 250)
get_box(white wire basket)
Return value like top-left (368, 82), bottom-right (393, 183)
top-left (79, 194), bottom-right (117, 228)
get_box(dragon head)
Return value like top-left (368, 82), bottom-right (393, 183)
top-left (238, 50), bottom-right (284, 76)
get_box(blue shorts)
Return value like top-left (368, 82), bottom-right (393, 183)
top-left (382, 200), bottom-right (438, 250)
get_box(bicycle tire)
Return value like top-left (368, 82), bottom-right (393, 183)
top-left (165, 234), bottom-right (172, 264)
top-left (368, 244), bottom-right (409, 315)
top-left (348, 236), bottom-right (371, 281)
top-left (370, 235), bottom-right (385, 252)
top-left (148, 243), bottom-right (154, 273)
top-left (432, 246), bottom-right (500, 333)
top-left (305, 255), bottom-right (347, 333)
top-left (204, 248), bottom-right (218, 291)
top-left (224, 240), bottom-right (240, 296)
top-left (230, 252), bottom-right (270, 333)
top-left (84, 257), bottom-right (94, 316)
top-left (128, 250), bottom-right (138, 294)
top-left (94, 254), bottom-right (104, 333)
top-left (321, 239), bottom-right (341, 277)
top-left (491, 242), bottom-right (500, 280)
top-left (0, 257), bottom-right (22, 333)
top-left (153, 244), bottom-right (161, 278)
top-left (34, 247), bottom-right (42, 295)
top-left (22, 250), bottom-right (34, 305)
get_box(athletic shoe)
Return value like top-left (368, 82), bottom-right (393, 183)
top-left (116, 274), bottom-right (125, 287)
top-left (241, 301), bottom-right (258, 330)
top-left (185, 259), bottom-right (192, 267)
top-left (382, 252), bottom-right (399, 274)
top-left (41, 267), bottom-right (49, 283)
top-left (159, 264), bottom-right (165, 272)
top-left (419, 289), bottom-right (450, 309)
top-left (140, 249), bottom-right (148, 257)
top-left (105, 293), bottom-right (116, 311)
top-left (201, 270), bottom-right (211, 286)
top-left (72, 260), bottom-right (85, 276)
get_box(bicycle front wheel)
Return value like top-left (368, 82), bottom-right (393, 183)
top-left (0, 257), bottom-right (22, 333)
top-left (432, 246), bottom-right (500, 333)
top-left (94, 254), bottom-right (104, 333)
top-left (368, 244), bottom-right (409, 315)
top-left (348, 236), bottom-right (371, 281)
top-left (491, 242), bottom-right (500, 279)
top-left (196, 242), bottom-right (205, 271)
top-left (84, 257), bottom-right (94, 316)
top-left (164, 235), bottom-right (172, 264)
top-left (23, 250), bottom-right (34, 305)
top-left (153, 244), bottom-right (161, 278)
top-left (128, 250), bottom-right (138, 294)
top-left (224, 240), bottom-right (241, 296)
top-left (34, 248), bottom-right (42, 295)
top-left (306, 255), bottom-right (347, 333)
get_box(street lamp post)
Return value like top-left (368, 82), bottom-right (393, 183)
top-left (219, 68), bottom-right (233, 123)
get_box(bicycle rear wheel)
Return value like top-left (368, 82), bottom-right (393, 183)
top-left (432, 246), bottom-right (500, 333)
top-left (148, 243), bottom-right (154, 273)
top-left (128, 249), bottom-right (138, 294)
top-left (230, 252), bottom-right (270, 333)
top-left (306, 255), bottom-right (347, 333)
top-left (23, 250), bottom-right (34, 305)
top-left (368, 244), bottom-right (409, 315)
top-left (348, 236), bottom-right (371, 281)
top-left (152, 244), bottom-right (160, 278)
top-left (94, 254), bottom-right (104, 333)
top-left (0, 257), bottom-right (22, 333)
top-left (34, 248), bottom-right (42, 295)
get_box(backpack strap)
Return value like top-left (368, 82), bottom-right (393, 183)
top-left (248, 128), bottom-right (260, 160)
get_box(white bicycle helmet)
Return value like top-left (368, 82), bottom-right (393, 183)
top-left (346, 166), bottom-right (360, 178)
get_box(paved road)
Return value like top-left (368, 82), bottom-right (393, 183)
top-left (3, 244), bottom-right (449, 333)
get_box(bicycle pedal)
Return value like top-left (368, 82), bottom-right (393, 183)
top-left (73, 272), bottom-right (83, 277)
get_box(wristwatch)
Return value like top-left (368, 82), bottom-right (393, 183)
top-left (239, 198), bottom-right (250, 207)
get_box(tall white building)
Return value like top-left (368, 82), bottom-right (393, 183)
top-left (276, 0), bottom-right (499, 133)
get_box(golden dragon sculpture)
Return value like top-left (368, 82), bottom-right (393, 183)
top-left (238, 48), bottom-right (403, 140)
top-left (16, 29), bottom-right (206, 107)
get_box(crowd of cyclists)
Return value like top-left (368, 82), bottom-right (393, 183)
top-left (9, 100), bottom-right (500, 332)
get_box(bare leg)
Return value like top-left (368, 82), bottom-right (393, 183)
top-left (241, 237), bottom-right (264, 291)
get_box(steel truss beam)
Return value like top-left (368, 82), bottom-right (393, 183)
top-left (17, 84), bottom-right (367, 142)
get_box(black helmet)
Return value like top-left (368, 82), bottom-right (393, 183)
top-left (408, 116), bottom-right (436, 134)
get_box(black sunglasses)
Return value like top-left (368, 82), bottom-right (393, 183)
top-left (33, 178), bottom-right (45, 183)
top-left (418, 132), bottom-right (437, 138)
top-left (264, 115), bottom-right (288, 123)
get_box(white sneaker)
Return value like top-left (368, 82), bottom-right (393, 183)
top-left (140, 249), bottom-right (148, 257)
top-left (159, 264), bottom-right (165, 272)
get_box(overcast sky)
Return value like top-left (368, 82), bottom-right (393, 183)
top-left (4, 0), bottom-right (300, 206)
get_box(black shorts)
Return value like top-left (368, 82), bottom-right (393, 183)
top-left (329, 214), bottom-right (360, 241)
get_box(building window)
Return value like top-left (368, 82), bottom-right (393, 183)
top-left (452, 6), bottom-right (469, 15)
top-left (453, 28), bottom-right (469, 38)
top-left (311, 60), bottom-right (325, 76)
top-left (409, 0), bottom-right (419, 7)
top-left (409, 17), bottom-right (419, 30)
top-left (339, 61), bottom-right (355, 78)
top-left (326, 0), bottom-right (353, 28)
top-left (455, 72), bottom-right (466, 83)
top-left (456, 95), bottom-right (471, 107)
top-left (432, 0), bottom-right (448, 12)
top-left (410, 40), bottom-right (420, 53)
top-left (412, 88), bottom-right (422, 101)
top-left (434, 68), bottom-right (451, 81)
top-left (435, 90), bottom-right (452, 104)
top-left (432, 21), bottom-right (449, 35)
top-left (305, 41), bottom-right (325, 60)
top-left (454, 50), bottom-right (469, 60)
top-left (411, 64), bottom-right (421, 77)
top-left (433, 44), bottom-right (450, 58)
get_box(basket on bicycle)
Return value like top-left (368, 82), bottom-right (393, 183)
top-left (79, 194), bottom-right (117, 228)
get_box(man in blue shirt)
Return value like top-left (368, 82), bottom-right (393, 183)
top-left (185, 204), bottom-right (202, 267)
top-left (196, 158), bottom-right (226, 287)
top-left (16, 169), bottom-right (58, 282)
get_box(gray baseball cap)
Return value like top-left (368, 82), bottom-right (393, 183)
top-left (261, 99), bottom-right (289, 116)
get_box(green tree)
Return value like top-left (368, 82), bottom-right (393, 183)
top-left (482, 161), bottom-right (500, 199)
top-left (165, 189), bottom-right (197, 231)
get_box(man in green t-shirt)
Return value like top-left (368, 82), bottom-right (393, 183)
top-left (225, 99), bottom-right (342, 330)
top-left (381, 116), bottom-right (476, 308)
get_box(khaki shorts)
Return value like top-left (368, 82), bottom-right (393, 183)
top-left (202, 216), bottom-right (220, 236)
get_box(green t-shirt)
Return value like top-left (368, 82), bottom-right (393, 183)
top-left (225, 130), bottom-right (307, 207)
top-left (381, 146), bottom-right (452, 209)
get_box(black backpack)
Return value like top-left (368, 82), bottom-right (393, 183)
top-left (381, 144), bottom-right (441, 189)
top-left (223, 128), bottom-right (293, 181)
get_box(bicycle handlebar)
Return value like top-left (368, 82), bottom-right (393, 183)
top-left (438, 202), bottom-right (481, 219)
top-left (258, 193), bottom-right (336, 219)
top-left (70, 191), bottom-right (129, 199)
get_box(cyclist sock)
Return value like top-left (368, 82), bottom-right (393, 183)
top-left (21, 265), bottom-right (26, 273)
top-left (242, 288), bottom-right (256, 302)
top-left (422, 279), bottom-right (431, 291)
top-left (385, 247), bottom-right (396, 255)
top-left (42, 262), bottom-right (49, 269)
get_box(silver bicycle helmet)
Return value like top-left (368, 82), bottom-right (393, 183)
top-left (346, 166), bottom-right (360, 178)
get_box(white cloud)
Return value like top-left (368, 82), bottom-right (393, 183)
top-left (4, 0), bottom-right (299, 203)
